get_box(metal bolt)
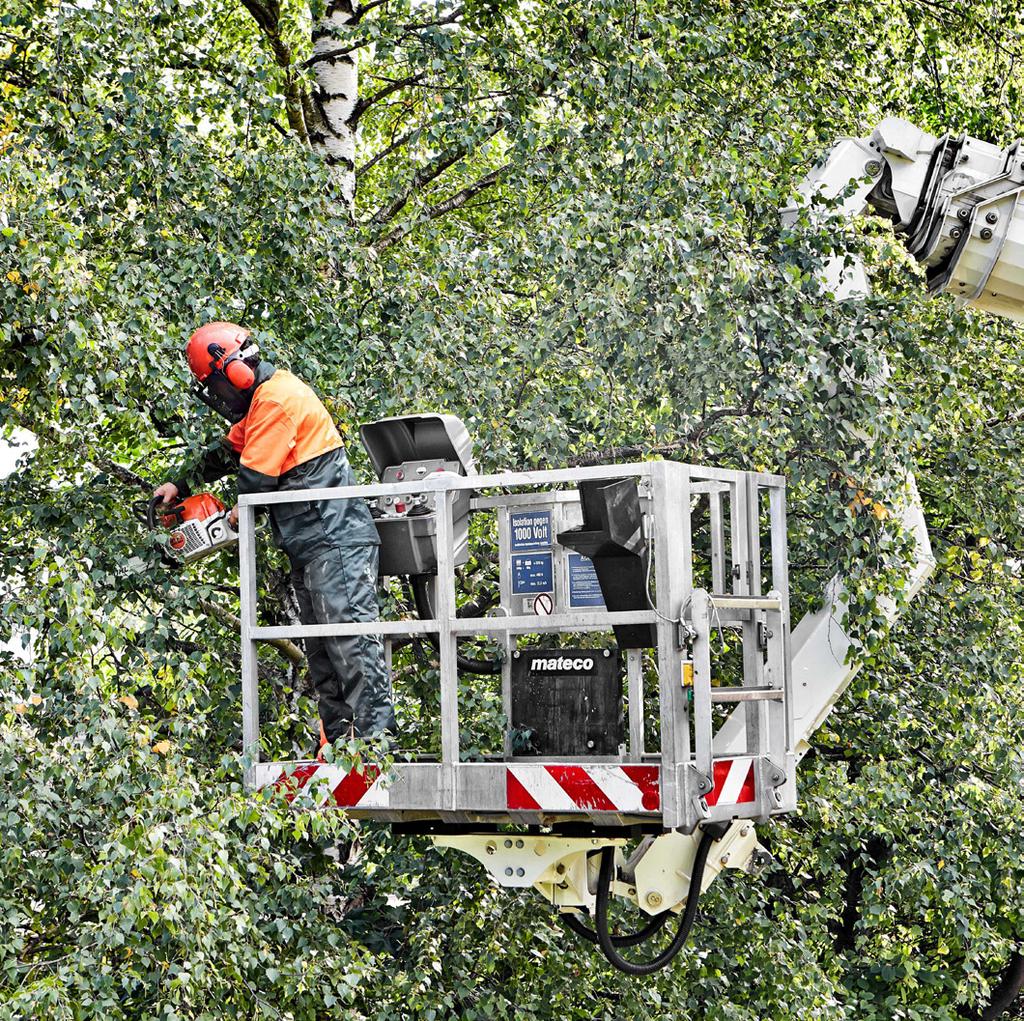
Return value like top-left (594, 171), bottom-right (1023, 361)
top-left (980, 227), bottom-right (994, 240)
top-left (515, 839), bottom-right (524, 849)
top-left (986, 210), bottom-right (999, 224)
top-left (720, 854), bottom-right (730, 866)
top-left (591, 839), bottom-right (600, 846)
top-left (504, 839), bottom-right (513, 849)
top-left (586, 739), bottom-right (595, 749)
top-left (628, 887), bottom-right (636, 897)
top-left (740, 826), bottom-right (750, 837)
top-left (516, 867), bottom-right (525, 877)
top-left (603, 649), bottom-right (611, 658)
top-left (957, 207), bottom-right (971, 221)
top-left (513, 651), bottom-right (520, 659)
top-left (772, 773), bottom-right (783, 783)
top-left (504, 867), bottom-right (513, 876)
top-left (485, 842), bottom-right (496, 855)
top-left (864, 159), bottom-right (882, 176)
top-left (646, 892), bottom-right (663, 908)
top-left (950, 227), bottom-right (963, 240)
top-left (555, 863), bottom-right (566, 875)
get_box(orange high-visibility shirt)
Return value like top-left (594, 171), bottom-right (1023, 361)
top-left (226, 369), bottom-right (343, 478)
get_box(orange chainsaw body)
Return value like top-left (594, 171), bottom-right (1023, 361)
top-left (162, 494), bottom-right (238, 563)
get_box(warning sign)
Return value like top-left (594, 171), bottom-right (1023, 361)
top-left (512, 552), bottom-right (554, 595)
top-left (510, 510), bottom-right (552, 552)
top-left (567, 553), bottom-right (605, 608)
top-left (533, 592), bottom-right (554, 616)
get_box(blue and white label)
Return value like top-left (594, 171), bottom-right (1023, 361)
top-left (567, 553), bottom-right (605, 607)
top-left (509, 510), bottom-right (552, 552)
top-left (511, 552), bottom-right (554, 595)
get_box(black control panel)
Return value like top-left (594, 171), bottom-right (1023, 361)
top-left (510, 647), bottom-right (623, 756)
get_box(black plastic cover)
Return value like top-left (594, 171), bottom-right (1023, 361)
top-left (359, 414), bottom-right (475, 478)
top-left (557, 479), bottom-right (656, 648)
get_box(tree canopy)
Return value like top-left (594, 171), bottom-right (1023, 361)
top-left (2, 0), bottom-right (1024, 1018)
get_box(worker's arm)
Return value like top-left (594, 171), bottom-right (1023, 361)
top-left (155, 400), bottom-right (295, 506)
top-left (161, 438), bottom-right (242, 501)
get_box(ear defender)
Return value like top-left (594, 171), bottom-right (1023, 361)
top-left (224, 357), bottom-right (255, 389)
top-left (206, 341), bottom-right (256, 389)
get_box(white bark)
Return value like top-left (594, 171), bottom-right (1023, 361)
top-left (309, 0), bottom-right (359, 210)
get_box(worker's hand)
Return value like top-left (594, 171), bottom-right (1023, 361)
top-left (228, 504), bottom-right (239, 529)
top-left (153, 482), bottom-right (179, 506)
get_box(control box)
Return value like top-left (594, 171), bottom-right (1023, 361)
top-left (359, 414), bottom-right (475, 576)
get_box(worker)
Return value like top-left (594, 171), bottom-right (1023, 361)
top-left (153, 321), bottom-right (396, 753)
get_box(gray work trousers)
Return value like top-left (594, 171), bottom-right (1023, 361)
top-left (290, 545), bottom-right (397, 741)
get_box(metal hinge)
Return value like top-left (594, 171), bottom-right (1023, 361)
top-left (676, 620), bottom-right (697, 650)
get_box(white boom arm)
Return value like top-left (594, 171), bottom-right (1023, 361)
top-left (716, 115), bottom-right (1024, 861)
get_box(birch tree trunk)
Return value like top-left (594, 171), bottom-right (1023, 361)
top-left (308, 0), bottom-right (359, 211)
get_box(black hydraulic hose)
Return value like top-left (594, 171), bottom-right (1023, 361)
top-left (561, 902), bottom-right (670, 948)
top-left (409, 575), bottom-right (502, 675)
top-left (594, 829), bottom-right (715, 976)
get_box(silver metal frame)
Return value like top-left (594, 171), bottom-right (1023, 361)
top-left (240, 460), bottom-right (795, 833)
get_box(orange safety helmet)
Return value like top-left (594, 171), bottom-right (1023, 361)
top-left (186, 321), bottom-right (255, 387)
top-left (186, 321), bottom-right (263, 423)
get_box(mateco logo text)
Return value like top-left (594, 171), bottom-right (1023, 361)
top-left (530, 655), bottom-right (596, 673)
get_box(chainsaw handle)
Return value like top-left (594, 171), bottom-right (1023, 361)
top-left (146, 495), bottom-right (183, 529)
top-left (146, 496), bottom-right (162, 531)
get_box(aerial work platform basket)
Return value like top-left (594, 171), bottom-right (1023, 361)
top-left (239, 457), bottom-right (796, 836)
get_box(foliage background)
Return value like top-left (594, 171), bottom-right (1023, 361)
top-left (2, 0), bottom-right (1024, 1017)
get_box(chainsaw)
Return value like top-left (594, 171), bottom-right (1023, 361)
top-left (139, 493), bottom-right (238, 563)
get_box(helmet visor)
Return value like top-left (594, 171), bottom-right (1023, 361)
top-left (194, 369), bottom-right (254, 423)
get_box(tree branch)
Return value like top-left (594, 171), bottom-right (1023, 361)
top-left (959, 950), bottom-right (1024, 1021)
top-left (375, 161), bottom-right (510, 248)
top-left (352, 0), bottom-right (392, 22)
top-left (351, 71), bottom-right (428, 124)
top-left (199, 598), bottom-right (306, 667)
top-left (357, 124), bottom-right (422, 176)
top-left (981, 951), bottom-right (1024, 1019)
top-left (567, 379), bottom-right (769, 467)
top-left (370, 145), bottom-right (474, 224)
top-left (239, 0), bottom-right (309, 142)
top-left (829, 836), bottom-right (892, 954)
top-left (419, 161), bottom-right (510, 219)
top-left (369, 117), bottom-right (504, 225)
top-left (302, 44), bottom-right (363, 68)
top-left (306, 8), bottom-right (463, 66)
top-left (95, 457), bottom-right (150, 490)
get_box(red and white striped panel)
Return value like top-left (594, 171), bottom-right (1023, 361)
top-left (271, 762), bottom-right (389, 809)
top-left (506, 759), bottom-right (757, 814)
top-left (506, 765), bottom-right (661, 813)
top-left (705, 757), bottom-right (756, 807)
